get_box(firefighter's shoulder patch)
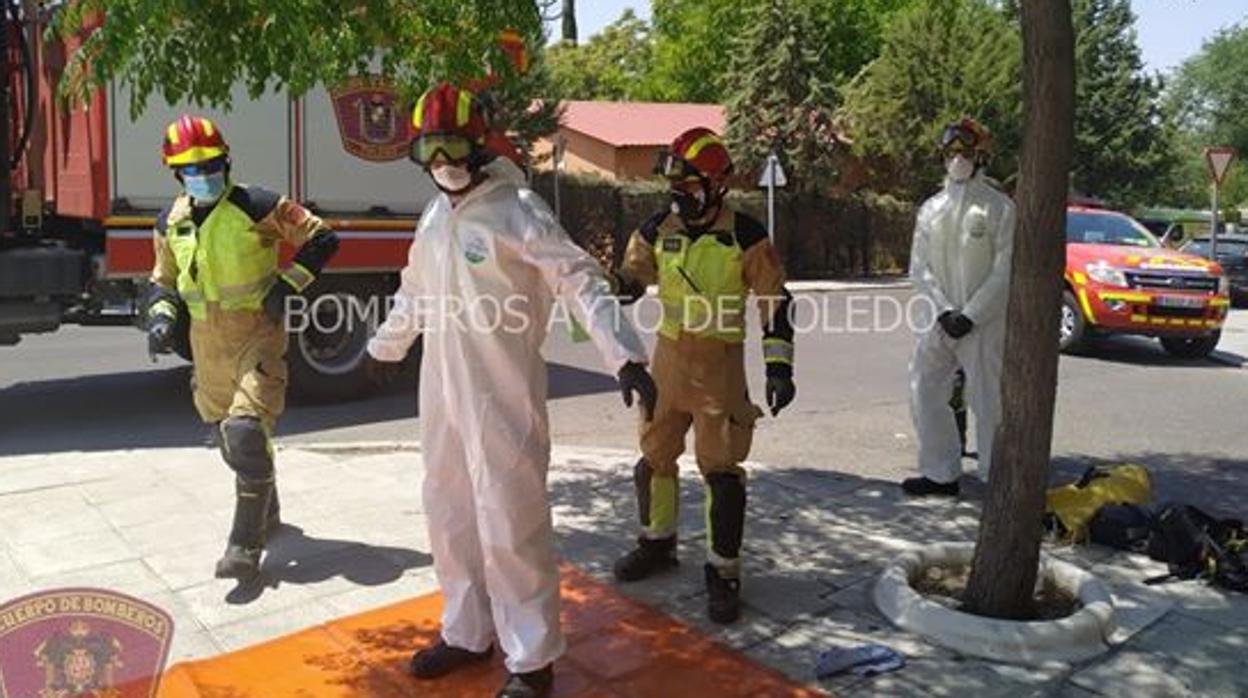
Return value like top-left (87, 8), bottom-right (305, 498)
top-left (227, 184), bottom-right (283, 223)
top-left (734, 212), bottom-right (768, 251)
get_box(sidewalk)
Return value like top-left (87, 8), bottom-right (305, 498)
top-left (2, 443), bottom-right (1246, 697)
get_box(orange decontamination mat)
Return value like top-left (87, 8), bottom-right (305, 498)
top-left (157, 565), bottom-right (824, 697)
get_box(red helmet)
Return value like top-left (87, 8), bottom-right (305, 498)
top-left (665, 127), bottom-right (733, 182)
top-left (410, 83), bottom-right (491, 165)
top-left (412, 83), bottom-right (488, 142)
top-left (939, 117), bottom-right (993, 161)
top-left (162, 115), bottom-right (228, 167)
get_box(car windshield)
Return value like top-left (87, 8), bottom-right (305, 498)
top-left (1066, 212), bottom-right (1161, 247)
top-left (1185, 240), bottom-right (1248, 257)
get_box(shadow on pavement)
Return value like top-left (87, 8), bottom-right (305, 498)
top-left (547, 452), bottom-right (1248, 695)
top-left (1071, 335), bottom-right (1243, 369)
top-left (224, 524), bottom-right (434, 605)
top-left (0, 361), bottom-right (618, 457)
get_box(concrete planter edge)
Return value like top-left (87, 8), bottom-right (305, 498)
top-left (872, 541), bottom-right (1115, 666)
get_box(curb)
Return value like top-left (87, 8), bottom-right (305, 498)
top-left (632, 280), bottom-right (913, 296)
top-left (873, 541), bottom-right (1115, 667)
top-left (279, 441), bottom-right (421, 455)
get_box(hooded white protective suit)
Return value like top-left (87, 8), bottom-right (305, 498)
top-left (909, 171), bottom-right (1016, 484)
top-left (367, 159), bottom-right (649, 673)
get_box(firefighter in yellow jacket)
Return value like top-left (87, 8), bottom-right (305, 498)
top-left (610, 128), bottom-right (796, 624)
top-left (145, 115), bottom-right (339, 580)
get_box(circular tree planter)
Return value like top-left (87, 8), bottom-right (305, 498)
top-left (873, 542), bottom-right (1115, 665)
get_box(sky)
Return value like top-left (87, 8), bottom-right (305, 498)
top-left (549, 0), bottom-right (1247, 75)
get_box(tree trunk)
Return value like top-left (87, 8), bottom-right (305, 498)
top-left (561, 0), bottom-right (578, 45)
top-left (962, 0), bottom-right (1075, 619)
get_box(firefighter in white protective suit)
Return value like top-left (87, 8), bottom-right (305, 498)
top-left (902, 117), bottom-right (1016, 498)
top-left (363, 83), bottom-right (657, 698)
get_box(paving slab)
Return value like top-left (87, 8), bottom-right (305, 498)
top-left (8, 525), bottom-right (137, 577)
top-left (1069, 612), bottom-right (1248, 698)
top-left (3, 443), bottom-right (1248, 698)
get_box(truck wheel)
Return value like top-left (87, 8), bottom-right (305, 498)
top-left (287, 277), bottom-right (397, 403)
top-left (1160, 331), bottom-right (1221, 360)
top-left (1059, 290), bottom-right (1087, 353)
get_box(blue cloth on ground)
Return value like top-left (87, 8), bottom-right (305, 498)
top-left (814, 643), bottom-right (905, 679)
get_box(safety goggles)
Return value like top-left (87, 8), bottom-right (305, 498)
top-left (409, 134), bottom-right (475, 166)
top-left (939, 126), bottom-right (977, 153)
top-left (658, 153), bottom-right (702, 181)
top-left (176, 157), bottom-right (227, 177)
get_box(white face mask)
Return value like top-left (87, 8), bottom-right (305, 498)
top-left (945, 155), bottom-right (975, 183)
top-left (431, 164), bottom-right (473, 193)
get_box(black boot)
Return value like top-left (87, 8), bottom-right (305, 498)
top-left (901, 476), bottom-right (959, 497)
top-left (613, 536), bottom-right (678, 582)
top-left (266, 484), bottom-right (282, 534)
top-left (705, 563), bottom-right (741, 624)
top-left (409, 639), bottom-right (493, 679)
top-left (215, 477), bottom-right (273, 580)
top-left (496, 665), bottom-right (553, 698)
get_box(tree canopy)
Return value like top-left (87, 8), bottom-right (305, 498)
top-left (53, 0), bottom-right (545, 117)
top-left (839, 0), bottom-right (1022, 199)
top-left (1070, 0), bottom-right (1176, 207)
top-left (1167, 21), bottom-right (1248, 207)
top-left (546, 9), bottom-right (652, 101)
top-left (722, 0), bottom-right (842, 190)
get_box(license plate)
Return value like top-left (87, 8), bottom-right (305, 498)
top-left (1154, 295), bottom-right (1205, 309)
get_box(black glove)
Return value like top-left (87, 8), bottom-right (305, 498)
top-left (765, 364), bottom-right (796, 417)
top-left (263, 278), bottom-right (299, 325)
top-left (617, 361), bottom-right (658, 421)
top-left (938, 311), bottom-right (975, 339)
top-left (147, 315), bottom-right (175, 359)
top-left (364, 354), bottom-right (405, 387)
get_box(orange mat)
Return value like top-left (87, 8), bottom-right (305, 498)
top-left (156, 565), bottom-right (825, 697)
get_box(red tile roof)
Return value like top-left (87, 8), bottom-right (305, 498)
top-left (559, 101), bottom-right (726, 148)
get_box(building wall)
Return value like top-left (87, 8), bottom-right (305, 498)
top-left (534, 128), bottom-right (619, 180)
top-left (612, 146), bottom-right (662, 181)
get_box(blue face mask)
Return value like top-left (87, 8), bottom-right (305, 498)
top-left (184, 172), bottom-right (227, 203)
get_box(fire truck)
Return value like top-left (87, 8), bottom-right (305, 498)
top-left (2, 7), bottom-right (438, 401)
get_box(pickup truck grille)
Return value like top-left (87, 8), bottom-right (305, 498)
top-left (1125, 271), bottom-right (1218, 293)
top-left (1147, 305), bottom-right (1206, 319)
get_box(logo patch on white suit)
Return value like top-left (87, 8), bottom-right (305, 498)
top-left (464, 237), bottom-right (490, 265)
top-left (966, 208), bottom-right (990, 239)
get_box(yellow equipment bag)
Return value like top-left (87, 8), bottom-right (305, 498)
top-left (1045, 464), bottom-right (1152, 543)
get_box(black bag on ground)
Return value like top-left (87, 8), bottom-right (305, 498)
top-left (1144, 503), bottom-right (1248, 592)
top-left (1088, 504), bottom-right (1155, 553)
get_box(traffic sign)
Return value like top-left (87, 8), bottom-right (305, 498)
top-left (1206, 147), bottom-right (1236, 187)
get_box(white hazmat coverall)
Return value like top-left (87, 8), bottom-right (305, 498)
top-left (367, 159), bottom-right (649, 673)
top-left (909, 171), bottom-right (1016, 484)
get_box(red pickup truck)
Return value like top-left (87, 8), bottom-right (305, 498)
top-left (1062, 206), bottom-right (1231, 358)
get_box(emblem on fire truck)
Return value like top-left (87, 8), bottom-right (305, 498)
top-left (0, 588), bottom-right (174, 698)
top-left (329, 76), bottom-right (414, 162)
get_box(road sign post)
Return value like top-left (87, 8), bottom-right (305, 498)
top-left (758, 152), bottom-right (788, 241)
top-left (1205, 147), bottom-right (1236, 261)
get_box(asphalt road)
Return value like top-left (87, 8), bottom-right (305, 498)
top-left (3, 289), bottom-right (1246, 516)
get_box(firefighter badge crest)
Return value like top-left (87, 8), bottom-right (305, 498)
top-left (0, 589), bottom-right (173, 698)
top-left (329, 76), bottom-right (414, 162)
